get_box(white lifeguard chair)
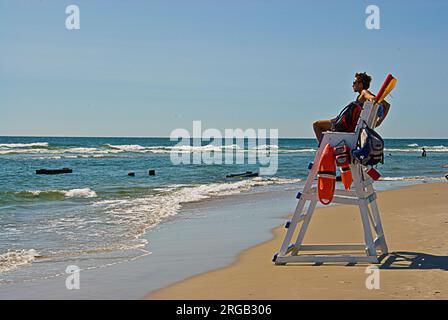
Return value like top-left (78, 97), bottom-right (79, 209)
top-left (273, 101), bottom-right (388, 265)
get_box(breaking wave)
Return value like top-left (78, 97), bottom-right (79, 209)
top-left (6, 188), bottom-right (98, 201)
top-left (88, 176), bottom-right (302, 248)
top-left (0, 143), bottom-right (318, 156)
top-left (104, 144), bottom-right (147, 151)
top-left (380, 176), bottom-right (445, 182)
top-left (0, 249), bottom-right (41, 273)
top-left (385, 146), bottom-right (448, 153)
top-left (0, 142), bottom-right (49, 148)
top-left (0, 176), bottom-right (301, 276)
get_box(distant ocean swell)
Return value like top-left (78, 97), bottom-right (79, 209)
top-left (385, 146), bottom-right (448, 152)
top-left (0, 142), bottom-right (316, 156)
top-left (1, 141), bottom-right (448, 157)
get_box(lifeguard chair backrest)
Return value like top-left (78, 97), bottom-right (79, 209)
top-left (354, 101), bottom-right (379, 138)
top-left (319, 101), bottom-right (379, 150)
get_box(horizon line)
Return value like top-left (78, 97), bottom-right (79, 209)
top-left (0, 135), bottom-right (447, 140)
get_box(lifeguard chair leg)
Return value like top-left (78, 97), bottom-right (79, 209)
top-left (293, 199), bottom-right (318, 251)
top-left (279, 198), bottom-right (308, 256)
top-left (352, 164), bottom-right (377, 260)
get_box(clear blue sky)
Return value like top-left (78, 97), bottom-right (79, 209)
top-left (1, 0), bottom-right (447, 138)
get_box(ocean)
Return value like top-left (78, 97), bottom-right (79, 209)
top-left (0, 136), bottom-right (447, 284)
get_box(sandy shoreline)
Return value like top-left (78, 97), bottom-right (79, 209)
top-left (148, 182), bottom-right (448, 299)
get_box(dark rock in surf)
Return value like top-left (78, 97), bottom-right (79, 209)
top-left (226, 171), bottom-right (259, 178)
top-left (36, 168), bottom-right (73, 175)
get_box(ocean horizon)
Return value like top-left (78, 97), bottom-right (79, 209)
top-left (2, 135), bottom-right (448, 139)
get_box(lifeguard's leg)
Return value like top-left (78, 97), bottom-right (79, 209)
top-left (313, 120), bottom-right (332, 142)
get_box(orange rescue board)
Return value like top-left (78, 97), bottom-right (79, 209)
top-left (376, 74), bottom-right (397, 103)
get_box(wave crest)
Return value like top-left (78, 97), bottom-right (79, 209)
top-left (385, 146), bottom-right (448, 153)
top-left (104, 144), bottom-right (146, 151)
top-left (0, 143), bottom-right (319, 156)
top-left (380, 176), bottom-right (445, 181)
top-left (0, 142), bottom-right (49, 148)
top-left (0, 249), bottom-right (40, 273)
top-left (11, 188), bottom-right (97, 200)
top-left (91, 176), bottom-right (302, 242)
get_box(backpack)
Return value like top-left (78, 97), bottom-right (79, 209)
top-left (333, 101), bottom-right (363, 133)
top-left (351, 124), bottom-right (384, 166)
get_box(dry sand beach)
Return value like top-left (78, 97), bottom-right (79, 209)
top-left (148, 182), bottom-right (448, 300)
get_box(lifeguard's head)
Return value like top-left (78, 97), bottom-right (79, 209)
top-left (352, 72), bottom-right (372, 93)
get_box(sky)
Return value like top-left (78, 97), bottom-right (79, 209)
top-left (1, 0), bottom-right (447, 138)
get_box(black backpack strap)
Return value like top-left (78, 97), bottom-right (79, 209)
top-left (335, 105), bottom-right (350, 120)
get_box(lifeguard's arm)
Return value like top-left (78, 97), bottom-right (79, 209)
top-left (375, 99), bottom-right (390, 127)
top-left (361, 89), bottom-right (376, 102)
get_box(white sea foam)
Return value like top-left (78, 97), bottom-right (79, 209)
top-left (385, 146), bottom-right (448, 153)
top-left (0, 148), bottom-right (51, 155)
top-left (64, 147), bottom-right (104, 154)
top-left (380, 176), bottom-right (445, 181)
top-left (105, 144), bottom-right (146, 151)
top-left (104, 144), bottom-right (283, 154)
top-left (156, 144), bottom-right (304, 154)
top-left (222, 144), bottom-right (242, 149)
top-left (16, 188), bottom-right (98, 199)
top-left (36, 156), bottom-right (62, 160)
top-left (0, 142), bottom-right (49, 148)
top-left (282, 148), bottom-right (316, 153)
top-left (64, 188), bottom-right (98, 198)
top-left (169, 145), bottom-right (225, 153)
top-left (90, 177), bottom-right (300, 239)
top-left (1, 178), bottom-right (299, 275)
top-left (1, 141), bottom-right (447, 157)
top-left (13, 177), bottom-right (301, 266)
top-left (0, 249), bottom-right (40, 273)
top-left (427, 145), bottom-right (448, 151)
top-left (93, 177), bottom-right (301, 236)
top-left (254, 144), bottom-right (279, 150)
top-left (0, 143), bottom-right (320, 156)
top-left (0, 147), bottom-right (115, 155)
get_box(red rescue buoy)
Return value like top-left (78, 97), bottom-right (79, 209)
top-left (317, 144), bottom-right (337, 205)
